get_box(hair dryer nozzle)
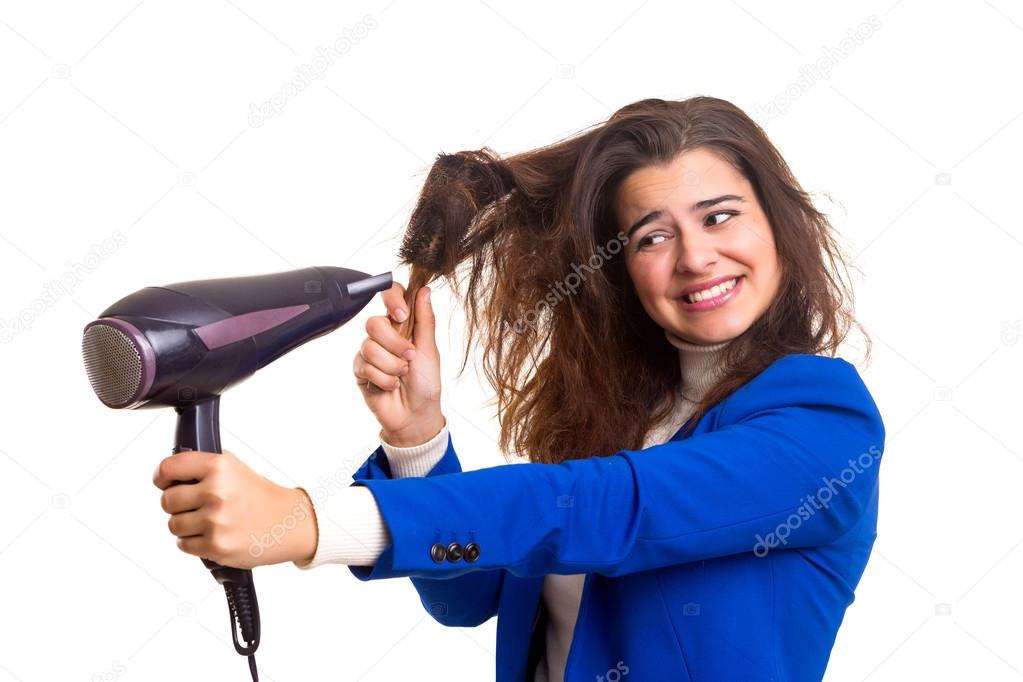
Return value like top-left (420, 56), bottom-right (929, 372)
top-left (344, 271), bottom-right (392, 299)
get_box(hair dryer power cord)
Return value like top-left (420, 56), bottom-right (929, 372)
top-left (204, 558), bottom-right (261, 681)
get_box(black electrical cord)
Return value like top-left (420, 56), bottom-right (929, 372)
top-left (203, 558), bottom-right (261, 682)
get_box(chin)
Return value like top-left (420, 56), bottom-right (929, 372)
top-left (670, 315), bottom-right (750, 345)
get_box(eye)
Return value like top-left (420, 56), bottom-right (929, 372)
top-left (635, 211), bottom-right (739, 249)
top-left (706, 210), bottom-right (738, 227)
top-left (636, 233), bottom-right (668, 248)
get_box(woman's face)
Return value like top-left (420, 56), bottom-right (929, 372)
top-left (617, 147), bottom-right (782, 345)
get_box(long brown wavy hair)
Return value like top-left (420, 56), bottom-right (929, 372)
top-left (397, 95), bottom-right (871, 464)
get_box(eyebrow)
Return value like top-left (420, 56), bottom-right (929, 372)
top-left (625, 194), bottom-right (746, 238)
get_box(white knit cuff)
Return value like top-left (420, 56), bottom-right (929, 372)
top-left (293, 485), bottom-right (391, 569)
top-left (380, 417), bottom-right (449, 478)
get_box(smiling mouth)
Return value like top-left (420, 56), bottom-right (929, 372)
top-left (680, 276), bottom-right (741, 304)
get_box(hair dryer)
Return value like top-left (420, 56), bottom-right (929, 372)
top-left (80, 265), bottom-right (392, 681)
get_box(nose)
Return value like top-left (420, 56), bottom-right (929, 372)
top-left (675, 225), bottom-right (718, 275)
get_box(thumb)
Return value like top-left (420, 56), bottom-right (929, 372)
top-left (412, 286), bottom-right (436, 351)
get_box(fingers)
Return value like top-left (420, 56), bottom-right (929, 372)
top-left (160, 482), bottom-right (205, 514)
top-left (353, 346), bottom-right (403, 391)
top-left (152, 451), bottom-right (218, 490)
top-left (354, 281), bottom-right (419, 393)
top-left (167, 509), bottom-right (206, 538)
top-left (412, 286), bottom-right (435, 350)
top-left (365, 314), bottom-right (416, 359)
top-left (380, 281), bottom-right (410, 323)
top-left (176, 535), bottom-right (208, 558)
top-left (361, 336), bottom-right (409, 376)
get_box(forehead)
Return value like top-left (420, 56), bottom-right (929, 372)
top-left (614, 147), bottom-right (747, 221)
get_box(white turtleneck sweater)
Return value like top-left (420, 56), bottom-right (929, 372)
top-left (296, 329), bottom-right (733, 682)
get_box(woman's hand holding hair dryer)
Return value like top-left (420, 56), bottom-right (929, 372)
top-left (152, 450), bottom-right (317, 569)
top-left (151, 281), bottom-right (445, 570)
top-left (354, 281), bottom-right (446, 448)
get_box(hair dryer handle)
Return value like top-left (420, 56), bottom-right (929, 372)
top-left (168, 395), bottom-right (262, 670)
top-left (173, 396), bottom-right (221, 455)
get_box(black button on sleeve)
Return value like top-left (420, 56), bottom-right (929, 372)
top-left (446, 542), bottom-right (463, 562)
top-left (430, 542), bottom-right (447, 563)
top-left (464, 542), bottom-right (480, 562)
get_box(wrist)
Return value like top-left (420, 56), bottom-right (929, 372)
top-left (290, 486), bottom-right (318, 566)
top-left (381, 412), bottom-right (446, 448)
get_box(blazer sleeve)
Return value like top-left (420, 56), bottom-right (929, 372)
top-left (348, 432), bottom-right (507, 627)
top-left (348, 354), bottom-right (886, 580)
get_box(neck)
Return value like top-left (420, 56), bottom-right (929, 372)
top-left (663, 329), bottom-right (733, 401)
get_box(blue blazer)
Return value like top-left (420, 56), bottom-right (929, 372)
top-left (348, 354), bottom-right (885, 681)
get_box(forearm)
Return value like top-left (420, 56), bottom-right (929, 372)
top-left (292, 484), bottom-right (390, 568)
top-left (294, 417), bottom-right (449, 569)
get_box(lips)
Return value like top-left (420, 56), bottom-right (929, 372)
top-left (677, 275), bottom-right (743, 311)
top-left (679, 274), bottom-right (742, 298)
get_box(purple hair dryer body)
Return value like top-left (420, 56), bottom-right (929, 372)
top-left (80, 266), bottom-right (392, 681)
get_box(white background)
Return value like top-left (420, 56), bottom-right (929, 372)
top-left (1, 1), bottom-right (1021, 680)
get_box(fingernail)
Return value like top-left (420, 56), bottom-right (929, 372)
top-left (424, 287), bottom-right (431, 303)
top-left (399, 364), bottom-right (409, 375)
top-left (393, 308), bottom-right (407, 322)
top-left (403, 349), bottom-right (416, 361)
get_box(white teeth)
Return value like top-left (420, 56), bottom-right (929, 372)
top-left (684, 277), bottom-right (738, 303)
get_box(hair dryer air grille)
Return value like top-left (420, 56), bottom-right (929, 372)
top-left (82, 320), bottom-right (154, 408)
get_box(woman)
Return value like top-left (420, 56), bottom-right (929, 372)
top-left (153, 96), bottom-right (885, 681)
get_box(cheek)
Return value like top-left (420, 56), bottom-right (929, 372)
top-left (732, 222), bottom-right (781, 299)
top-left (626, 257), bottom-right (671, 302)
top-left (728, 220), bottom-right (775, 270)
